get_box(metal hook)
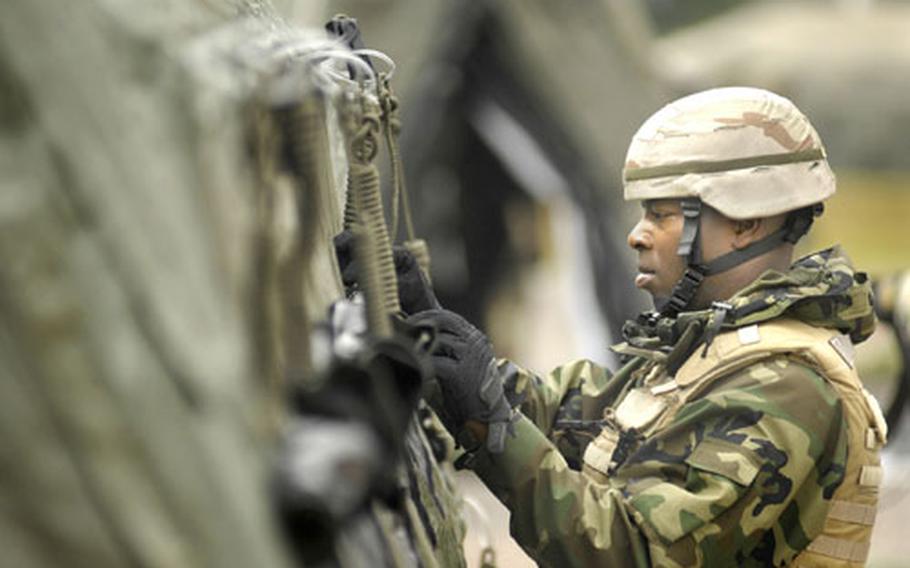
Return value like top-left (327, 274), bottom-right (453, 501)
top-left (352, 48), bottom-right (396, 79)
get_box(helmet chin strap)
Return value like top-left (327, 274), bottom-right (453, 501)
top-left (658, 199), bottom-right (823, 317)
top-left (655, 199), bottom-right (705, 316)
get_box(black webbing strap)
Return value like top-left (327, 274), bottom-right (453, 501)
top-left (677, 199), bottom-right (702, 258)
top-left (701, 229), bottom-right (788, 275)
top-left (700, 204), bottom-right (820, 276)
top-left (658, 199), bottom-right (704, 316)
top-left (659, 199), bottom-right (705, 317)
top-left (659, 203), bottom-right (820, 317)
top-left (701, 301), bottom-right (733, 357)
top-left (661, 266), bottom-right (707, 317)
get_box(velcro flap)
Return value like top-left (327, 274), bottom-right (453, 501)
top-left (685, 437), bottom-right (761, 487)
top-left (615, 388), bottom-right (667, 430)
top-left (862, 388), bottom-right (889, 446)
top-left (827, 500), bottom-right (877, 526)
top-left (865, 428), bottom-right (878, 451)
top-left (807, 535), bottom-right (870, 562)
top-left (859, 465), bottom-right (883, 488)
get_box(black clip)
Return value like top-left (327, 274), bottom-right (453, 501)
top-left (662, 266), bottom-right (706, 316)
top-left (325, 14), bottom-right (375, 79)
top-left (701, 301), bottom-right (733, 357)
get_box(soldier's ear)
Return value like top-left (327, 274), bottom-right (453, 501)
top-left (731, 218), bottom-right (762, 249)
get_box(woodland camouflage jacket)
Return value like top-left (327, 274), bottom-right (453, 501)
top-left (469, 246), bottom-right (877, 567)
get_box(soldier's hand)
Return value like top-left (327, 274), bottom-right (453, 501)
top-left (406, 309), bottom-right (513, 454)
top-left (334, 229), bottom-right (441, 314)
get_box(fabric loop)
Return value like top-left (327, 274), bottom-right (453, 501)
top-left (827, 500), bottom-right (877, 526)
top-left (806, 535), bottom-right (870, 562)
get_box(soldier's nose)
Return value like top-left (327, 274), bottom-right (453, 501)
top-left (628, 220), bottom-right (651, 251)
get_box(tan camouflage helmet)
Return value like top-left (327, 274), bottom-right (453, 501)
top-left (623, 87), bottom-right (835, 219)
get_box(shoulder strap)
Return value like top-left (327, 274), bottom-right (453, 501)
top-left (672, 319), bottom-right (887, 445)
top-left (675, 319), bottom-right (854, 388)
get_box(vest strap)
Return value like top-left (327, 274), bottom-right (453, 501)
top-left (807, 535), bottom-right (870, 562)
top-left (866, 428), bottom-right (879, 450)
top-left (827, 500), bottom-right (877, 526)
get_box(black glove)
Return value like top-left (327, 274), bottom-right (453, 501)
top-left (406, 309), bottom-right (514, 454)
top-left (334, 230), bottom-right (441, 315)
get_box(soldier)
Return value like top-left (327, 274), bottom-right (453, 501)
top-left (408, 87), bottom-right (888, 566)
top-left (871, 270), bottom-right (910, 432)
top-left (874, 269), bottom-right (910, 344)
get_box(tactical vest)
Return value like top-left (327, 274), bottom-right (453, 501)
top-left (582, 319), bottom-right (887, 566)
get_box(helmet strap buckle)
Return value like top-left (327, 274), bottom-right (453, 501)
top-left (661, 265), bottom-right (706, 317)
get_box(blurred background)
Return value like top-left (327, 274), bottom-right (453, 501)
top-left (297, 0), bottom-right (910, 566)
top-left (3, 0), bottom-right (908, 566)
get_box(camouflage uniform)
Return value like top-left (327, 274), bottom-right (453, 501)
top-left (465, 247), bottom-right (883, 566)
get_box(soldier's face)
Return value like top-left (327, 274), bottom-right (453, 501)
top-left (628, 200), bottom-right (765, 308)
top-left (627, 199), bottom-right (687, 305)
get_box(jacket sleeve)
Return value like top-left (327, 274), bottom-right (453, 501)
top-left (472, 358), bottom-right (847, 567)
top-left (498, 358), bottom-right (613, 435)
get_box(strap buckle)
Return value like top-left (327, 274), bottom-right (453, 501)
top-left (662, 266), bottom-right (705, 316)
